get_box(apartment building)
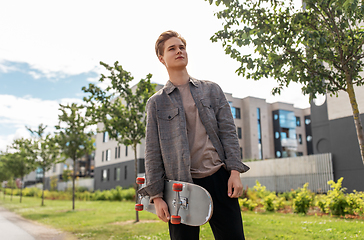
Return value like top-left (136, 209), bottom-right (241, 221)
top-left (94, 83), bottom-right (312, 190)
top-left (23, 143), bottom-right (96, 189)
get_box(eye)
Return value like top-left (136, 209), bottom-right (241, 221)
top-left (169, 47), bottom-right (174, 51)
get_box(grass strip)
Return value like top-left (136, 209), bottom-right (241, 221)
top-left (1, 194), bottom-right (363, 239)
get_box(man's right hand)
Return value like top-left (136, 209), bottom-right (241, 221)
top-left (153, 197), bottom-right (170, 222)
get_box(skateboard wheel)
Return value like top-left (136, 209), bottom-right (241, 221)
top-left (135, 204), bottom-right (143, 211)
top-left (172, 183), bottom-right (183, 192)
top-left (171, 215), bottom-right (181, 224)
top-left (136, 177), bottom-right (145, 185)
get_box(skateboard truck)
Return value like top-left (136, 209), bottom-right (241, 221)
top-left (135, 177), bottom-right (145, 211)
top-left (171, 183), bottom-right (185, 224)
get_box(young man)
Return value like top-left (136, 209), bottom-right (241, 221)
top-left (138, 30), bottom-right (249, 240)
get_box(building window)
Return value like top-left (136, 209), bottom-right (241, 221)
top-left (307, 135), bottom-right (312, 142)
top-left (276, 151), bottom-right (281, 158)
top-left (240, 147), bottom-right (243, 159)
top-left (257, 108), bottom-right (263, 159)
top-left (102, 169), bottom-right (109, 182)
top-left (275, 132), bottom-right (280, 139)
top-left (36, 167), bottom-right (43, 180)
top-left (124, 166), bottom-right (127, 180)
top-left (102, 151), bottom-right (104, 162)
top-left (106, 149), bottom-right (111, 161)
top-left (235, 108), bottom-right (241, 119)
top-left (125, 146), bottom-right (128, 156)
top-left (298, 134), bottom-right (302, 144)
top-left (237, 127), bottom-right (242, 139)
top-left (296, 116), bottom-right (301, 127)
top-left (103, 132), bottom-right (109, 142)
top-left (115, 147), bottom-right (118, 159)
top-left (115, 167), bottom-right (120, 181)
top-left (118, 146), bottom-right (120, 158)
top-left (229, 101), bottom-right (240, 119)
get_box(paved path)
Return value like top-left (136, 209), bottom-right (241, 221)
top-left (0, 207), bottom-right (74, 240)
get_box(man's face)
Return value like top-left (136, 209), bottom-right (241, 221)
top-left (159, 37), bottom-right (188, 70)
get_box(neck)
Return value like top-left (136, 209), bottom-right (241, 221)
top-left (167, 68), bottom-right (190, 86)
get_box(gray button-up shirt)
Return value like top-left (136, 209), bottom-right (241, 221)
top-left (138, 78), bottom-right (249, 197)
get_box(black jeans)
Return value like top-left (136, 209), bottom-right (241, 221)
top-left (168, 167), bottom-right (245, 240)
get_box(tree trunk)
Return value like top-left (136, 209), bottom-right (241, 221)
top-left (42, 173), bottom-right (45, 206)
top-left (133, 143), bottom-right (139, 223)
top-left (72, 159), bottom-right (76, 210)
top-left (346, 79), bottom-right (364, 164)
top-left (10, 180), bottom-right (13, 201)
top-left (20, 176), bottom-right (23, 203)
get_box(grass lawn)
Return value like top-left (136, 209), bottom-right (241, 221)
top-left (1, 194), bottom-right (363, 239)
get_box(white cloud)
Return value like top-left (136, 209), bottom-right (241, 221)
top-left (0, 61), bottom-right (18, 73)
top-left (0, 94), bottom-right (84, 151)
top-left (28, 71), bottom-right (42, 79)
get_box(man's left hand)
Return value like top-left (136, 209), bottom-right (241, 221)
top-left (228, 170), bottom-right (243, 198)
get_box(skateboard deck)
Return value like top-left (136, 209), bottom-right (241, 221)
top-left (136, 178), bottom-right (213, 226)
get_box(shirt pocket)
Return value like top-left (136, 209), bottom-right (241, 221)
top-left (157, 107), bottom-right (181, 140)
top-left (201, 99), bottom-right (216, 116)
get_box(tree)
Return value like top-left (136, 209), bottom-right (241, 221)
top-left (206, 0), bottom-right (364, 163)
top-left (55, 103), bottom-right (94, 210)
top-left (82, 61), bottom-right (155, 222)
top-left (8, 138), bottom-right (37, 203)
top-left (0, 152), bottom-right (12, 199)
top-left (27, 124), bottom-right (61, 206)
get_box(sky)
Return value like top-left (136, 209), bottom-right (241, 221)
top-left (0, 0), bottom-right (309, 152)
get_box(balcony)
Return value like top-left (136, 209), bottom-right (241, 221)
top-left (281, 138), bottom-right (298, 150)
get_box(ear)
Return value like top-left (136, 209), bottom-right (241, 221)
top-left (158, 55), bottom-right (165, 65)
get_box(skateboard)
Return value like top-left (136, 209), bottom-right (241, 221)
top-left (135, 177), bottom-right (213, 226)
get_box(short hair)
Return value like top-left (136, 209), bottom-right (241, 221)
top-left (155, 30), bottom-right (187, 57)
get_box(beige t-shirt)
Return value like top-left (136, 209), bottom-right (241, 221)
top-left (177, 83), bottom-right (223, 179)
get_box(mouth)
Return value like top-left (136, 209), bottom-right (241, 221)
top-left (176, 56), bottom-right (184, 60)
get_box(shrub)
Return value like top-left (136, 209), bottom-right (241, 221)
top-left (239, 198), bottom-right (258, 211)
top-left (253, 181), bottom-right (270, 199)
top-left (263, 193), bottom-right (277, 212)
top-left (23, 187), bottom-right (41, 197)
top-left (77, 186), bottom-right (89, 193)
top-left (315, 194), bottom-right (327, 213)
top-left (346, 190), bottom-right (364, 215)
top-left (111, 186), bottom-right (123, 201)
top-left (274, 197), bottom-right (286, 211)
top-left (293, 183), bottom-right (313, 214)
top-left (279, 192), bottom-right (291, 201)
top-left (326, 177), bottom-right (348, 216)
top-left (121, 188), bottom-right (135, 201)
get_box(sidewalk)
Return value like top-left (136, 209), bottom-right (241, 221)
top-left (0, 207), bottom-right (73, 240)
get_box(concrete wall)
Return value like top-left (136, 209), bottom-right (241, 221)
top-left (57, 178), bottom-right (94, 191)
top-left (240, 153), bottom-right (333, 193)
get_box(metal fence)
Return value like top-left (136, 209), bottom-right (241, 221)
top-left (240, 153), bottom-right (333, 193)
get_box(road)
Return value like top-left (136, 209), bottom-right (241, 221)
top-left (0, 207), bottom-right (74, 240)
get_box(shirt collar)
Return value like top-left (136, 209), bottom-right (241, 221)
top-left (164, 77), bottom-right (199, 95)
